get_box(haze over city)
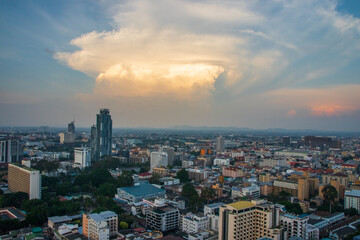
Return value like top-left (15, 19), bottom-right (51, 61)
top-left (1, 0), bottom-right (360, 131)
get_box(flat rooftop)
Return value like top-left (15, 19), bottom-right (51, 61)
top-left (228, 201), bottom-right (255, 210)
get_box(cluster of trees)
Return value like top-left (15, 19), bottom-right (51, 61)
top-left (181, 183), bottom-right (215, 212)
top-left (176, 168), bottom-right (190, 183)
top-left (33, 159), bottom-right (59, 172)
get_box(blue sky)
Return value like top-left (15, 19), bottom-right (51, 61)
top-left (1, 0), bottom-right (360, 131)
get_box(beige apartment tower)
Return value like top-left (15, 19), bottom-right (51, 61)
top-left (8, 163), bottom-right (41, 199)
top-left (297, 178), bottom-right (309, 201)
top-left (219, 200), bottom-right (286, 240)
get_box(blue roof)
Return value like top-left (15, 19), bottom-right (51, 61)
top-left (119, 183), bottom-right (165, 197)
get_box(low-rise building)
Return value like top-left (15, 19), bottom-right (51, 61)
top-left (180, 213), bottom-right (209, 234)
top-left (115, 182), bottom-right (166, 204)
top-left (83, 211), bottom-right (118, 240)
top-left (344, 189), bottom-right (360, 213)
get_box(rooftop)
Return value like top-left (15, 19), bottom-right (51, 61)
top-left (228, 201), bottom-right (255, 210)
top-left (119, 183), bottom-right (166, 197)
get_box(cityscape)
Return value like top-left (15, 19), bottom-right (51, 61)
top-left (1, 1), bottom-right (360, 240)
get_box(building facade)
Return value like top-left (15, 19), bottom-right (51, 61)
top-left (0, 139), bottom-right (22, 164)
top-left (74, 147), bottom-right (91, 169)
top-left (83, 211), bottom-right (118, 240)
top-left (91, 109), bottom-right (112, 161)
top-left (146, 207), bottom-right (180, 232)
top-left (150, 152), bottom-right (168, 172)
top-left (344, 190), bottom-right (360, 214)
top-left (181, 214), bottom-right (209, 234)
top-left (8, 163), bottom-right (41, 199)
top-left (219, 200), bottom-right (285, 240)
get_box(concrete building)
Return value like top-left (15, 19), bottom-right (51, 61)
top-left (219, 200), bottom-right (285, 240)
top-left (150, 152), bottom-right (168, 172)
top-left (204, 202), bottom-right (225, 231)
top-left (181, 213), bottom-right (209, 234)
top-left (344, 190), bottom-right (360, 213)
top-left (91, 109), bottom-right (112, 161)
top-left (297, 178), bottom-right (309, 201)
top-left (213, 158), bottom-right (230, 166)
top-left (74, 147), bottom-right (91, 169)
top-left (216, 136), bottom-right (225, 152)
top-left (146, 206), bottom-right (180, 232)
top-left (59, 132), bottom-right (75, 144)
top-left (273, 180), bottom-right (298, 197)
top-left (0, 139), bottom-right (22, 164)
top-left (8, 163), bottom-right (41, 199)
top-left (280, 214), bottom-right (308, 239)
top-left (222, 166), bottom-right (245, 178)
top-left (188, 169), bottom-right (209, 181)
top-left (232, 185), bottom-right (260, 199)
top-left (83, 211), bottom-right (118, 240)
top-left (322, 173), bottom-right (348, 187)
top-left (160, 146), bottom-right (174, 166)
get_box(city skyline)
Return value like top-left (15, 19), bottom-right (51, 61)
top-left (1, 0), bottom-right (360, 131)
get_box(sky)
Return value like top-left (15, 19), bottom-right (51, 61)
top-left (1, 0), bottom-right (360, 131)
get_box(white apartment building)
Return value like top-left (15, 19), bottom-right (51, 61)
top-left (345, 190), bottom-right (360, 213)
top-left (150, 152), bottom-right (168, 172)
top-left (213, 158), bottom-right (230, 166)
top-left (180, 214), bottom-right (209, 234)
top-left (280, 213), bottom-right (308, 239)
top-left (232, 185), bottom-right (260, 199)
top-left (203, 202), bottom-right (225, 231)
top-left (74, 147), bottom-right (91, 169)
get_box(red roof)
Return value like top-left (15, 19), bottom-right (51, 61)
top-left (138, 172), bottom-right (152, 176)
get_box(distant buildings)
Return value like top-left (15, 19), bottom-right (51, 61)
top-left (150, 152), bottom-right (168, 172)
top-left (8, 163), bottom-right (41, 199)
top-left (160, 146), bottom-right (174, 166)
top-left (0, 139), bottom-right (22, 164)
top-left (304, 136), bottom-right (341, 149)
top-left (59, 120), bottom-right (76, 144)
top-left (83, 211), bottom-right (118, 240)
top-left (74, 147), bottom-right (91, 169)
top-left (219, 200), bottom-right (285, 240)
top-left (91, 109), bottom-right (112, 161)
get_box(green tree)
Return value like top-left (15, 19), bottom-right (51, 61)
top-left (96, 183), bottom-right (117, 197)
top-left (149, 173), bottom-right (161, 184)
top-left (201, 187), bottom-right (215, 203)
top-left (176, 169), bottom-right (190, 183)
top-left (181, 183), bottom-right (198, 199)
top-left (119, 221), bottom-right (129, 229)
top-left (322, 185), bottom-right (338, 213)
top-left (116, 171), bottom-right (133, 187)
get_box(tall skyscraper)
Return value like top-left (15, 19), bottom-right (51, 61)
top-left (0, 139), bottom-right (22, 164)
top-left (160, 146), bottom-right (174, 165)
top-left (216, 136), bottom-right (225, 152)
top-left (91, 109), bottom-right (112, 161)
top-left (68, 120), bottom-right (75, 134)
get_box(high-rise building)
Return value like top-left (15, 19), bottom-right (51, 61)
top-left (91, 109), bottom-right (112, 161)
top-left (0, 139), bottom-right (22, 164)
top-left (8, 163), bottom-right (41, 199)
top-left (160, 146), bottom-right (174, 165)
top-left (219, 200), bottom-right (286, 240)
top-left (68, 121), bottom-right (75, 134)
top-left (74, 147), bottom-right (91, 169)
top-left (146, 206), bottom-right (180, 232)
top-left (298, 178), bottom-right (309, 201)
top-left (344, 190), bottom-right (360, 214)
top-left (150, 152), bottom-right (168, 172)
top-left (216, 136), bottom-right (225, 152)
top-left (280, 213), bottom-right (308, 239)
